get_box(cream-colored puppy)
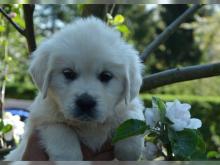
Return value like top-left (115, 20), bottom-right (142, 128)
top-left (5, 17), bottom-right (145, 161)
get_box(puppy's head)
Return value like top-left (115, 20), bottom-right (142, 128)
top-left (29, 17), bottom-right (143, 123)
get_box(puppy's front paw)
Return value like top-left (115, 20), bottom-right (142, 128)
top-left (38, 124), bottom-right (83, 161)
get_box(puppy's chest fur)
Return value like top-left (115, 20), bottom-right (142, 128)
top-left (69, 120), bottom-right (115, 151)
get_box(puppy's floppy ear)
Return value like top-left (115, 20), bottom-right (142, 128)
top-left (124, 55), bottom-right (143, 104)
top-left (29, 49), bottom-right (52, 99)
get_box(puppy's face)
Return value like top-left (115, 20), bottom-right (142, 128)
top-left (29, 17), bottom-right (143, 123)
top-left (48, 52), bottom-right (125, 123)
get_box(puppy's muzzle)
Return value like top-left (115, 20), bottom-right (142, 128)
top-left (75, 93), bottom-right (96, 112)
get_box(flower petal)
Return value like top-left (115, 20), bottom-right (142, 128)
top-left (166, 102), bottom-right (174, 109)
top-left (144, 109), bottom-right (156, 127)
top-left (171, 119), bottom-right (188, 131)
top-left (178, 107), bottom-right (191, 120)
top-left (152, 108), bottom-right (160, 123)
top-left (180, 103), bottom-right (191, 111)
top-left (165, 104), bottom-right (177, 122)
top-left (186, 118), bottom-right (202, 129)
top-left (4, 130), bottom-right (14, 141)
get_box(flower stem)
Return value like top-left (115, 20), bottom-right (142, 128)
top-left (166, 142), bottom-right (174, 160)
top-left (163, 124), bottom-right (174, 160)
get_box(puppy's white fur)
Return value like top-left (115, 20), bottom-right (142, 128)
top-left (5, 17), bottom-right (145, 161)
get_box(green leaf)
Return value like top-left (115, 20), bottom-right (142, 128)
top-left (0, 119), bottom-right (4, 131)
top-left (152, 97), bottom-right (166, 122)
top-left (113, 14), bottom-right (125, 25)
top-left (12, 15), bottom-right (25, 28)
top-left (0, 26), bottom-right (5, 32)
top-left (116, 25), bottom-right (130, 35)
top-left (207, 151), bottom-right (220, 159)
top-left (2, 124), bottom-right (13, 134)
top-left (77, 4), bottom-right (85, 12)
top-left (112, 119), bottom-right (149, 143)
top-left (168, 128), bottom-right (206, 160)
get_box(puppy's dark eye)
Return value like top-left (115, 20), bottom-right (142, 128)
top-left (63, 68), bottom-right (77, 80)
top-left (99, 71), bottom-right (113, 83)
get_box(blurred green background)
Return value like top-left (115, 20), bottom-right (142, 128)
top-left (0, 4), bottom-right (220, 159)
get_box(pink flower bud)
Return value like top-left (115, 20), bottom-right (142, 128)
top-left (8, 12), bottom-right (17, 18)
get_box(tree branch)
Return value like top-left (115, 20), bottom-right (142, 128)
top-left (0, 7), bottom-right (25, 36)
top-left (141, 63), bottom-right (220, 91)
top-left (140, 4), bottom-right (203, 62)
top-left (23, 4), bottom-right (36, 53)
top-left (0, 5), bottom-right (36, 53)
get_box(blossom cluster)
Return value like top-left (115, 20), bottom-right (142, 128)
top-left (142, 98), bottom-right (204, 160)
top-left (144, 99), bottom-right (202, 131)
top-left (3, 112), bottom-right (25, 142)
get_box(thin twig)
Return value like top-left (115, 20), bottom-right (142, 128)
top-left (141, 62), bottom-right (220, 91)
top-left (109, 4), bottom-right (116, 16)
top-left (0, 7), bottom-right (25, 36)
top-left (141, 4), bottom-right (203, 62)
top-left (0, 38), bottom-right (9, 119)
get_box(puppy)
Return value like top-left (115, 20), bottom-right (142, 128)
top-left (5, 17), bottom-right (145, 161)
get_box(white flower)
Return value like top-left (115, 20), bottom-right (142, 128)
top-left (144, 108), bottom-right (160, 128)
top-left (3, 112), bottom-right (25, 142)
top-left (142, 142), bottom-right (159, 160)
top-left (165, 100), bottom-right (202, 131)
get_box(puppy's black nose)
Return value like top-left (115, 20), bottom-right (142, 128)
top-left (75, 93), bottom-right (96, 111)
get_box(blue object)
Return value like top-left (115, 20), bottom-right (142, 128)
top-left (5, 108), bottom-right (29, 121)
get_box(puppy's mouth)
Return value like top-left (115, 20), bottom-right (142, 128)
top-left (75, 114), bottom-right (94, 121)
top-left (72, 108), bottom-right (98, 122)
